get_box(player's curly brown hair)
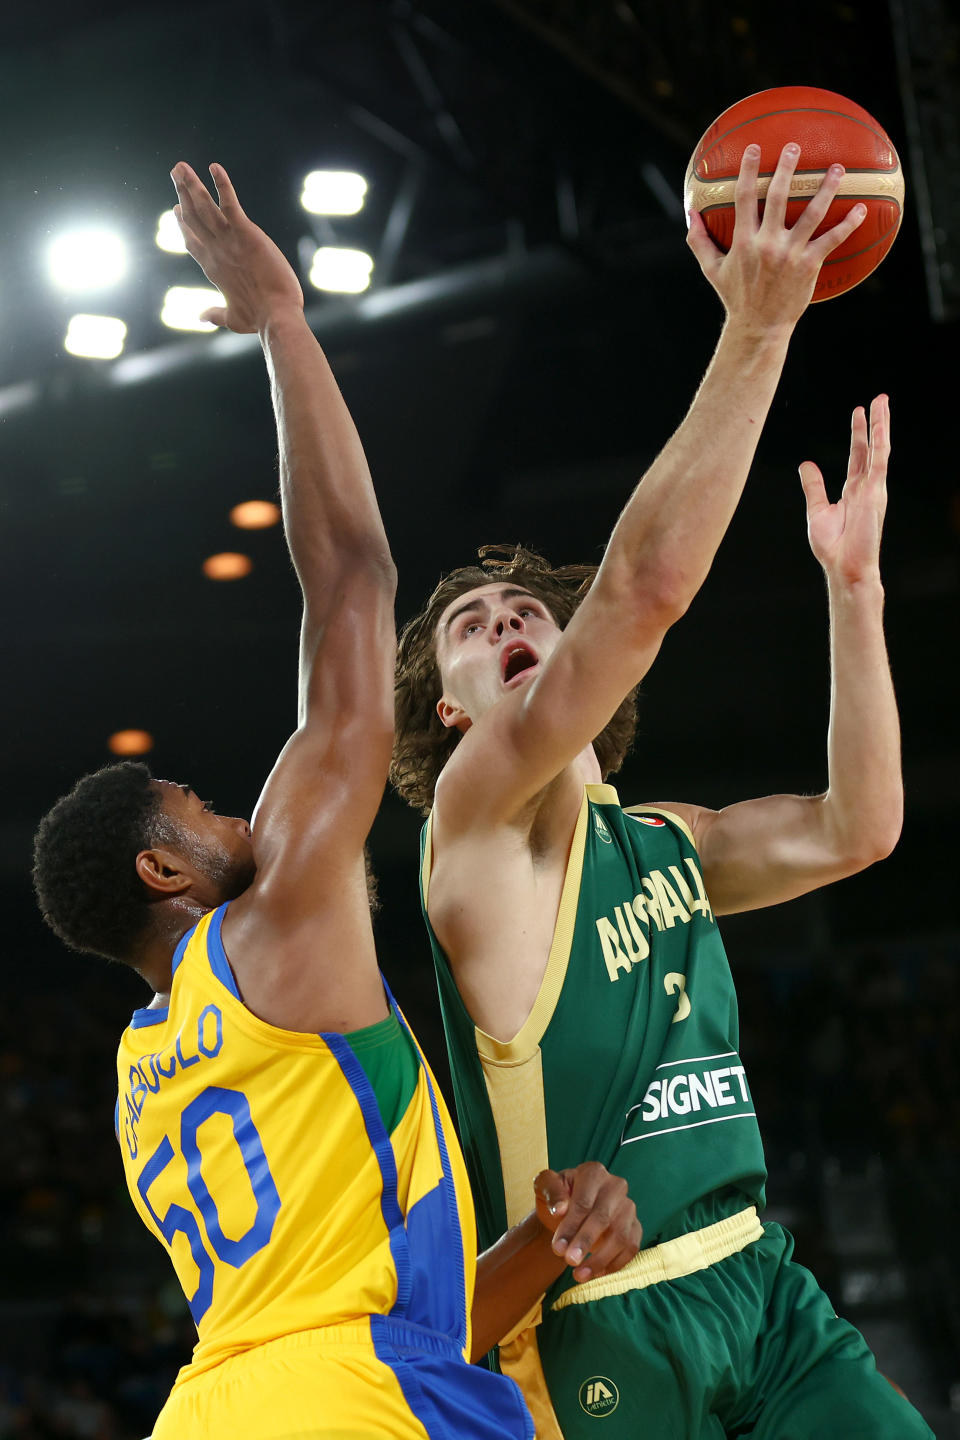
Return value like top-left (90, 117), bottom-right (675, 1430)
top-left (391, 544), bottom-right (639, 814)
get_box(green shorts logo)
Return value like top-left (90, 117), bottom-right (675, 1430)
top-left (578, 1376), bottom-right (620, 1417)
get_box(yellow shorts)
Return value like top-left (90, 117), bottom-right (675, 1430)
top-left (152, 1318), bottom-right (533, 1440)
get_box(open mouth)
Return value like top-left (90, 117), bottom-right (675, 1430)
top-left (502, 643), bottom-right (538, 684)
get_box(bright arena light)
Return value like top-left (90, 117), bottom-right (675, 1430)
top-left (161, 286), bottom-right (224, 331)
top-left (203, 552), bottom-right (253, 581)
top-left (64, 314), bottom-right (127, 360)
top-left (48, 229), bottom-right (128, 292)
top-left (300, 170), bottom-right (369, 216)
top-left (308, 247), bottom-right (374, 294)
top-left (230, 500), bottom-right (282, 530)
top-left (155, 209), bottom-right (187, 254)
top-left (108, 729), bottom-right (154, 756)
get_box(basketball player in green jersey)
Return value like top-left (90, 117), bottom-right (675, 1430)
top-left (392, 145), bottom-right (933, 1436)
top-left (32, 163), bottom-right (642, 1440)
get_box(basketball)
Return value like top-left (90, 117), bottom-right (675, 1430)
top-left (683, 86), bottom-right (905, 301)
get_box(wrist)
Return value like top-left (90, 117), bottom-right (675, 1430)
top-left (521, 1210), bottom-right (567, 1272)
top-left (258, 303), bottom-right (308, 343)
top-left (825, 569), bottom-right (884, 602)
top-left (720, 313), bottom-right (795, 353)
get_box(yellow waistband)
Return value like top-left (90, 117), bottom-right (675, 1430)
top-left (551, 1205), bottom-right (764, 1311)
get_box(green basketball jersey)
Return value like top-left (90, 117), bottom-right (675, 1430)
top-left (421, 783), bottom-right (767, 1290)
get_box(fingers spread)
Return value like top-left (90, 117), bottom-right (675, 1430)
top-left (788, 163), bottom-right (845, 244)
top-left (847, 406), bottom-right (870, 483)
top-left (685, 209), bottom-right (724, 274)
top-left (867, 394), bottom-right (891, 471)
top-left (798, 461), bottom-right (829, 512)
top-left (171, 162), bottom-right (227, 240)
top-left (210, 163), bottom-right (246, 219)
top-left (809, 202), bottom-right (867, 263)
top-left (759, 143), bottom-right (801, 231)
top-left (733, 144), bottom-right (762, 234)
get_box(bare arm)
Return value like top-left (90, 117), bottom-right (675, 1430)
top-left (659, 396), bottom-right (901, 914)
top-left (471, 1164), bottom-right (640, 1363)
top-left (439, 145), bottom-right (869, 827)
top-left (172, 164), bottom-right (396, 1029)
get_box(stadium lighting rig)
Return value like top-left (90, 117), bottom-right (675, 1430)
top-left (308, 246), bottom-right (374, 294)
top-left (64, 314), bottom-right (127, 360)
top-left (155, 209), bottom-right (187, 254)
top-left (47, 227), bottom-right (128, 292)
top-left (300, 170), bottom-right (369, 216)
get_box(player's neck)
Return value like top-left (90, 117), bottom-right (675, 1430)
top-left (132, 901), bottom-right (210, 998)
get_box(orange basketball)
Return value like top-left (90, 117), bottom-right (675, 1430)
top-left (683, 86), bottom-right (905, 301)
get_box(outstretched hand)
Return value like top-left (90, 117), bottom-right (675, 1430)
top-left (534, 1163), bottom-right (641, 1283)
top-left (800, 394), bottom-right (891, 585)
top-left (687, 142), bottom-right (867, 331)
top-left (170, 162), bottom-right (304, 333)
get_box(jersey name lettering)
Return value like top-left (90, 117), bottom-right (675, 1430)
top-left (594, 858), bottom-right (714, 982)
top-left (122, 1004), bottom-right (224, 1160)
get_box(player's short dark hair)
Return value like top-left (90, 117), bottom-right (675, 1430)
top-left (33, 762), bottom-right (169, 963)
top-left (392, 543), bottom-right (639, 814)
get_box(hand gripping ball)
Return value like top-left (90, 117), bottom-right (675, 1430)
top-left (683, 86), bottom-right (905, 300)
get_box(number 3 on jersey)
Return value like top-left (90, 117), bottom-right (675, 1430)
top-left (665, 972), bottom-right (691, 1023)
top-left (136, 1084), bottom-right (282, 1322)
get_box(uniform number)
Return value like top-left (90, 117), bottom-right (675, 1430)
top-left (136, 1085), bottom-right (281, 1323)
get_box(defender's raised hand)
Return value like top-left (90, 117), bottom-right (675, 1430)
top-left (801, 394), bottom-right (891, 585)
top-left (171, 162), bottom-right (303, 333)
top-left (687, 142), bottom-right (867, 329)
top-left (535, 1163), bottom-right (641, 1283)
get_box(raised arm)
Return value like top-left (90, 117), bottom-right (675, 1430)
top-left (660, 394), bottom-right (901, 914)
top-left (440, 145), bottom-right (868, 824)
top-left (172, 163), bottom-right (396, 1029)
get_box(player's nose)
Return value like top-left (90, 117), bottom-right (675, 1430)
top-left (492, 611), bottom-right (525, 638)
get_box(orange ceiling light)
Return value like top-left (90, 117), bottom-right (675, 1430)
top-left (203, 552), bottom-right (253, 580)
top-left (108, 729), bottom-right (154, 756)
top-left (230, 500), bottom-right (281, 530)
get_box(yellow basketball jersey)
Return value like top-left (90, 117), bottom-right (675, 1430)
top-left (115, 904), bottom-right (480, 1379)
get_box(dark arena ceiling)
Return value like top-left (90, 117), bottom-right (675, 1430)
top-left (0, 0), bottom-right (957, 927)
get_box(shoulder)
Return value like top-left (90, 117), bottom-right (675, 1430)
top-left (625, 801), bottom-right (713, 852)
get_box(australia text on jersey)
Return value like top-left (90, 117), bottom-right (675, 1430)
top-left (595, 858), bottom-right (714, 982)
top-left (121, 1003), bottom-right (224, 1161)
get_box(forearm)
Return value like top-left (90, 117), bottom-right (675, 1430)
top-left (823, 574), bottom-right (902, 861)
top-left (260, 309), bottom-right (394, 587)
top-left (471, 1212), bottom-right (564, 1363)
top-left (599, 318), bottom-right (792, 618)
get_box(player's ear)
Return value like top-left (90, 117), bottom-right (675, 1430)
top-left (136, 847), bottom-right (193, 897)
top-left (437, 695), bottom-right (472, 734)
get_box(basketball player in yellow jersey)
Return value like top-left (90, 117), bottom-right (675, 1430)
top-left (32, 163), bottom-right (641, 1440)
top-left (393, 145), bottom-right (932, 1436)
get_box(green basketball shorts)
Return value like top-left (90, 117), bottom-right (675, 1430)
top-left (536, 1220), bottom-right (934, 1439)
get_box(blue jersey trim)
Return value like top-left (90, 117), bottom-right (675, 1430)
top-left (384, 979), bottom-right (468, 1355)
top-left (323, 1028), bottom-right (412, 1314)
top-left (205, 902), bottom-right (241, 1000)
top-left (129, 1005), bottom-right (169, 1029)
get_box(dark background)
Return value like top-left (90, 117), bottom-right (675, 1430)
top-left (1, 1), bottom-right (958, 1435)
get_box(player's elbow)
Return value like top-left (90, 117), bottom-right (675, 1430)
top-left (603, 559), bottom-right (692, 638)
top-left (838, 812), bottom-right (903, 874)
